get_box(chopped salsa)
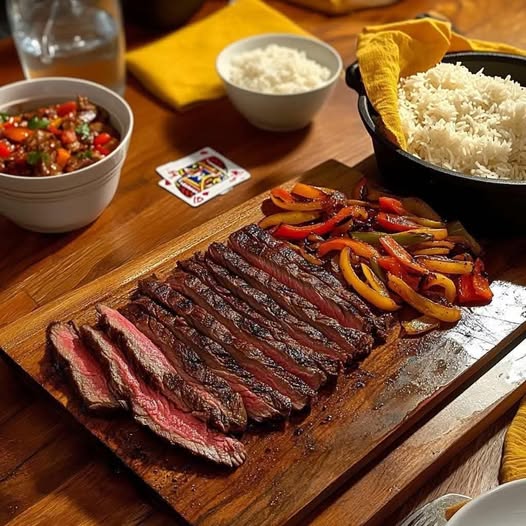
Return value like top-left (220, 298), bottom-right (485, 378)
top-left (0, 96), bottom-right (120, 177)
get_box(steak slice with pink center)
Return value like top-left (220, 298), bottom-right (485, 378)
top-left (47, 321), bottom-right (122, 413)
top-left (81, 325), bottom-right (246, 468)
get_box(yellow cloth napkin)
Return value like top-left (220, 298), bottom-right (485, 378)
top-left (126, 0), bottom-right (308, 110)
top-left (356, 18), bottom-right (526, 149)
top-left (501, 396), bottom-right (526, 483)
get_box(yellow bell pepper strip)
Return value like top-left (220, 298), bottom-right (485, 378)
top-left (446, 220), bottom-right (482, 256)
top-left (258, 211), bottom-right (320, 229)
top-left (379, 236), bottom-right (429, 275)
top-left (411, 240), bottom-right (455, 250)
top-left (340, 248), bottom-right (400, 311)
top-left (402, 315), bottom-right (441, 336)
top-left (378, 196), bottom-right (407, 215)
top-left (349, 204), bottom-right (368, 221)
top-left (457, 259), bottom-right (493, 305)
top-left (406, 216), bottom-right (445, 228)
top-left (401, 196), bottom-right (442, 221)
top-left (361, 262), bottom-right (390, 295)
top-left (417, 256), bottom-right (474, 275)
top-left (407, 227), bottom-right (449, 241)
top-left (318, 237), bottom-right (380, 259)
top-left (291, 182), bottom-right (327, 200)
top-left (387, 273), bottom-right (462, 323)
top-left (351, 230), bottom-right (434, 247)
top-left (270, 187), bottom-right (328, 211)
top-left (413, 247), bottom-right (451, 256)
top-left (273, 206), bottom-right (356, 240)
top-left (347, 198), bottom-right (378, 208)
top-left (421, 272), bottom-right (457, 303)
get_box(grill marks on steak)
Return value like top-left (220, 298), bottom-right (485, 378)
top-left (97, 304), bottom-right (232, 433)
top-left (247, 225), bottom-right (393, 339)
top-left (173, 261), bottom-right (327, 395)
top-left (138, 277), bottom-right (298, 413)
top-left (81, 325), bottom-right (246, 468)
top-left (120, 303), bottom-right (247, 433)
top-left (202, 255), bottom-right (344, 371)
top-left (47, 321), bottom-right (123, 412)
top-left (208, 242), bottom-right (372, 360)
top-left (130, 296), bottom-right (285, 422)
top-left (231, 226), bottom-right (369, 333)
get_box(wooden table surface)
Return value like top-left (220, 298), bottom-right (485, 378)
top-left (1, 0), bottom-right (525, 524)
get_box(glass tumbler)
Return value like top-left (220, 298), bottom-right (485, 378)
top-left (6, 0), bottom-right (126, 95)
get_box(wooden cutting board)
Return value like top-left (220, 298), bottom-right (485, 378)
top-left (1, 159), bottom-right (526, 526)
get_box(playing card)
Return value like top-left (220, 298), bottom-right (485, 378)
top-left (156, 147), bottom-right (250, 207)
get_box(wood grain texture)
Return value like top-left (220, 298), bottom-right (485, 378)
top-left (2, 161), bottom-right (526, 526)
top-left (1, 0), bottom-right (526, 524)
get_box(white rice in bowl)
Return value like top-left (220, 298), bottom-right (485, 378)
top-left (228, 44), bottom-right (331, 95)
top-left (398, 62), bottom-right (526, 180)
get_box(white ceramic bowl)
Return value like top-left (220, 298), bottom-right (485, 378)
top-left (0, 77), bottom-right (134, 233)
top-left (448, 479), bottom-right (526, 526)
top-left (216, 33), bottom-right (342, 131)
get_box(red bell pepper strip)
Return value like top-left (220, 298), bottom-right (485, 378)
top-left (95, 144), bottom-right (110, 156)
top-left (379, 236), bottom-right (428, 275)
top-left (378, 196), bottom-right (407, 215)
top-left (57, 100), bottom-right (77, 117)
top-left (376, 212), bottom-right (421, 232)
top-left (458, 259), bottom-right (493, 305)
top-left (377, 256), bottom-right (421, 290)
top-left (274, 206), bottom-right (356, 240)
top-left (352, 177), bottom-right (368, 200)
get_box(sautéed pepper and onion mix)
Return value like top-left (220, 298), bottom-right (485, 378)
top-left (259, 179), bottom-right (493, 335)
top-left (0, 95), bottom-right (120, 177)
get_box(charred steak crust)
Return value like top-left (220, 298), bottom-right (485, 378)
top-left (230, 226), bottom-right (369, 333)
top-left (178, 256), bottom-right (337, 380)
top-left (81, 325), bottom-right (246, 468)
top-left (137, 277), bottom-right (301, 413)
top-left (97, 304), bottom-right (232, 433)
top-left (174, 260), bottom-right (327, 387)
top-left (195, 255), bottom-right (341, 376)
top-left (47, 321), bottom-right (122, 412)
top-left (246, 225), bottom-right (393, 339)
top-left (130, 296), bottom-right (288, 422)
top-left (120, 302), bottom-right (247, 433)
top-left (207, 242), bottom-right (373, 361)
top-left (202, 252), bottom-right (346, 364)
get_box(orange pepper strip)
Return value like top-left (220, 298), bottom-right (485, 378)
top-left (413, 247), bottom-right (451, 256)
top-left (417, 256), bottom-right (474, 275)
top-left (318, 237), bottom-right (380, 259)
top-left (56, 148), bottom-right (71, 169)
top-left (258, 211), bottom-right (320, 229)
top-left (3, 126), bottom-right (32, 142)
top-left (387, 273), bottom-right (462, 323)
top-left (379, 236), bottom-right (429, 275)
top-left (270, 190), bottom-right (327, 211)
top-left (340, 248), bottom-right (400, 311)
top-left (291, 182), bottom-right (327, 200)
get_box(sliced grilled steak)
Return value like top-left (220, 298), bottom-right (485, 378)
top-left (201, 255), bottom-right (344, 370)
top-left (168, 270), bottom-right (321, 393)
top-left (138, 276), bottom-right (303, 413)
top-left (81, 325), bottom-right (245, 468)
top-left (179, 256), bottom-right (337, 379)
top-left (130, 296), bottom-right (286, 422)
top-left (246, 224), bottom-right (392, 339)
top-left (47, 321), bottom-right (122, 413)
top-left (120, 303), bottom-right (247, 433)
top-left (97, 304), bottom-right (232, 433)
top-left (230, 225), bottom-right (369, 333)
top-left (207, 242), bottom-right (372, 360)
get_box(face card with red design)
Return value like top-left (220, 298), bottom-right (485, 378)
top-left (156, 147), bottom-right (251, 207)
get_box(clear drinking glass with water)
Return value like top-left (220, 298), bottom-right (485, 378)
top-left (7, 0), bottom-right (126, 95)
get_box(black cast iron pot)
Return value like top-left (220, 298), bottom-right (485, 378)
top-left (346, 52), bottom-right (526, 235)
